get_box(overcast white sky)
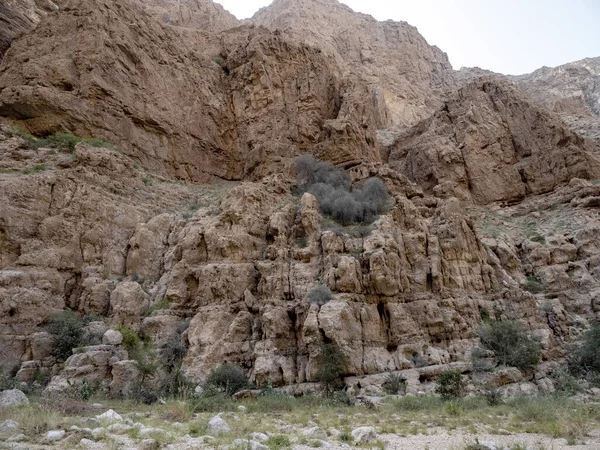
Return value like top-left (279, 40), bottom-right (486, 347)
top-left (215, 0), bottom-right (600, 75)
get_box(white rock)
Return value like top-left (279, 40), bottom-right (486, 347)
top-left (80, 438), bottom-right (105, 449)
top-left (8, 433), bottom-right (26, 442)
top-left (96, 409), bottom-right (123, 422)
top-left (0, 389), bottom-right (29, 408)
top-left (107, 422), bottom-right (132, 433)
top-left (328, 428), bottom-right (341, 438)
top-left (302, 426), bottom-right (327, 440)
top-left (46, 429), bottom-right (66, 441)
top-left (351, 426), bottom-right (377, 444)
top-left (91, 427), bottom-right (107, 438)
top-left (102, 330), bottom-right (123, 345)
top-left (233, 438), bottom-right (269, 450)
top-left (237, 405), bottom-right (247, 412)
top-left (308, 439), bottom-right (332, 448)
top-left (208, 415), bottom-right (230, 434)
top-left (479, 442), bottom-right (499, 450)
top-left (0, 419), bottom-right (20, 436)
top-left (250, 432), bottom-right (269, 442)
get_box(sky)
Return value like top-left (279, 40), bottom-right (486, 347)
top-left (215, 0), bottom-right (600, 75)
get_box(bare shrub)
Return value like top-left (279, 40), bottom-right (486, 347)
top-left (306, 285), bottom-right (333, 306)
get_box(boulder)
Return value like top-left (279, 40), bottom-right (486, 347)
top-left (0, 389), bottom-right (28, 408)
top-left (351, 426), bottom-right (378, 444)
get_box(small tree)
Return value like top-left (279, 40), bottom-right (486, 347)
top-left (205, 364), bottom-right (248, 396)
top-left (46, 311), bottom-right (85, 361)
top-left (478, 321), bottom-right (541, 370)
top-left (314, 342), bottom-right (346, 397)
top-left (568, 323), bottom-right (600, 383)
top-left (435, 370), bottom-right (466, 400)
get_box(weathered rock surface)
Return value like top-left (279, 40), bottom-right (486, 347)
top-left (388, 78), bottom-right (600, 204)
top-left (0, 0), bottom-right (58, 62)
top-left (0, 389), bottom-right (29, 408)
top-left (251, 0), bottom-right (455, 128)
top-left (1, 0), bottom-right (600, 396)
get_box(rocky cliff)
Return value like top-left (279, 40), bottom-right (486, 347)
top-left (0, 0), bottom-right (599, 397)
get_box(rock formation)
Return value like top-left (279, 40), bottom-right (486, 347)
top-left (0, 0), bottom-right (599, 396)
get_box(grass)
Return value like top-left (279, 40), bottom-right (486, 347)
top-left (145, 297), bottom-right (171, 316)
top-left (21, 164), bottom-right (46, 174)
top-left (0, 394), bottom-right (597, 447)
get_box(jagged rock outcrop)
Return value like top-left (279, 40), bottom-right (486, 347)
top-left (1, 0), bottom-right (600, 396)
top-left (251, 0), bottom-right (455, 128)
top-left (388, 78), bottom-right (600, 204)
top-left (0, 0), bottom-right (381, 182)
top-left (141, 0), bottom-right (239, 32)
top-left (511, 58), bottom-right (600, 144)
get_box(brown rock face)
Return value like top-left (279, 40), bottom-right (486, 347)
top-left (2, 0), bottom-right (600, 395)
top-left (251, 0), bottom-right (455, 128)
top-left (141, 0), bottom-right (239, 32)
top-left (388, 78), bottom-right (600, 204)
top-left (0, 0), bottom-right (58, 63)
top-left (511, 57), bottom-right (600, 144)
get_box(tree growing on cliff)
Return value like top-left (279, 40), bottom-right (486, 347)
top-left (314, 342), bottom-right (347, 397)
top-left (568, 322), bottom-right (600, 383)
top-left (295, 154), bottom-right (390, 226)
top-left (477, 321), bottom-right (541, 370)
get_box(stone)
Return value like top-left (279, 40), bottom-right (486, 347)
top-left (102, 329), bottom-right (123, 346)
top-left (0, 389), bottom-right (28, 408)
top-left (46, 430), bottom-right (66, 441)
top-left (7, 433), bottom-right (26, 442)
top-left (0, 420), bottom-right (20, 437)
top-left (96, 409), bottom-right (123, 422)
top-left (139, 438), bottom-right (160, 450)
top-left (302, 427), bottom-right (327, 440)
top-left (250, 432), bottom-right (269, 442)
top-left (208, 415), bottom-right (230, 434)
top-left (351, 426), bottom-right (378, 444)
top-left (232, 439), bottom-right (269, 450)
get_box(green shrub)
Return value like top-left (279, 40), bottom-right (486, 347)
top-left (46, 311), bottom-right (85, 361)
top-left (382, 372), bottom-right (406, 395)
top-left (478, 320), bottom-right (541, 370)
top-left (306, 285), bottom-right (333, 306)
top-left (550, 370), bottom-right (583, 394)
top-left (568, 323), bottom-right (600, 383)
top-left (13, 128), bottom-right (115, 152)
top-left (435, 370), bottom-right (466, 400)
top-left (205, 364), bottom-right (249, 396)
top-left (266, 435), bottom-right (292, 450)
top-left (192, 392), bottom-right (236, 412)
top-left (524, 275), bottom-right (544, 293)
top-left (314, 342), bottom-right (347, 397)
top-left (484, 388), bottom-right (503, 406)
top-left (22, 164), bottom-right (46, 174)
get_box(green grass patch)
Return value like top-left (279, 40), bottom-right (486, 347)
top-left (14, 128), bottom-right (115, 153)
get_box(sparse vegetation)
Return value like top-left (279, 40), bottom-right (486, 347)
top-left (22, 164), bottom-right (47, 174)
top-left (13, 128), bottom-right (115, 152)
top-left (295, 154), bottom-right (390, 226)
top-left (524, 274), bottom-right (544, 293)
top-left (477, 320), bottom-right (541, 370)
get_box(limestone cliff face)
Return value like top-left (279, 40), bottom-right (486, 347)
top-left (388, 78), bottom-right (600, 204)
top-left (1, 0), bottom-right (600, 395)
top-left (511, 58), bottom-right (600, 144)
top-left (251, 0), bottom-right (455, 128)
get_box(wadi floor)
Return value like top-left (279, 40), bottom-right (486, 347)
top-left (1, 394), bottom-right (600, 450)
